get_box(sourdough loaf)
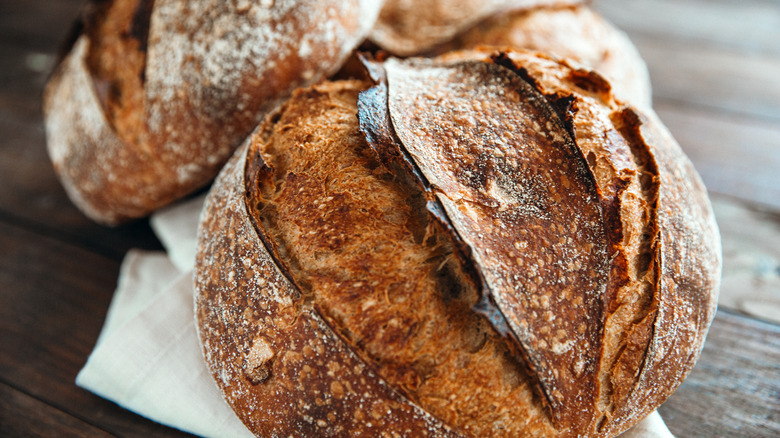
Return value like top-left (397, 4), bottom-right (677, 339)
top-left (194, 49), bottom-right (721, 437)
top-left (43, 0), bottom-right (382, 225)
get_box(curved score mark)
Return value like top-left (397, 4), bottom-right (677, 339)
top-left (358, 56), bottom-right (611, 432)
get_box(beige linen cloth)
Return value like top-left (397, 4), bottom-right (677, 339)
top-left (76, 195), bottom-right (673, 437)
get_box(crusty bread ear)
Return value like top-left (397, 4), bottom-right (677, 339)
top-left (43, 0), bottom-right (382, 225)
top-left (195, 49), bottom-right (720, 437)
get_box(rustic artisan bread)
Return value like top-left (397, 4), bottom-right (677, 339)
top-left (439, 4), bottom-right (652, 108)
top-left (194, 49), bottom-right (721, 437)
top-left (43, 0), bottom-right (382, 225)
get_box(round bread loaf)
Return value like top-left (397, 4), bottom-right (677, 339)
top-left (194, 49), bottom-right (721, 437)
top-left (43, 0), bottom-right (382, 225)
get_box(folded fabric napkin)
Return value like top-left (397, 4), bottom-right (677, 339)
top-left (77, 195), bottom-right (253, 437)
top-left (77, 250), bottom-right (254, 437)
top-left (77, 195), bottom-right (673, 437)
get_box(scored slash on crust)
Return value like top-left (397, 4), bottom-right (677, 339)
top-left (357, 53), bottom-right (610, 433)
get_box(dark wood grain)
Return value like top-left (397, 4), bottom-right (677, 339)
top-left (0, 220), bottom-right (193, 437)
top-left (660, 310), bottom-right (780, 437)
top-left (636, 36), bottom-right (780, 122)
top-left (0, 381), bottom-right (113, 438)
top-left (0, 41), bottom-right (53, 118)
top-left (596, 0), bottom-right (780, 122)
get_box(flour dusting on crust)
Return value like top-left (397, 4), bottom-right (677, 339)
top-left (44, 0), bottom-right (382, 224)
top-left (195, 133), bottom-right (461, 437)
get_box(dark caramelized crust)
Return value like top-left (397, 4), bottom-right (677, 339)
top-left (84, 0), bottom-right (153, 153)
top-left (493, 53), bottom-right (664, 434)
top-left (43, 0), bottom-right (382, 225)
top-left (197, 136), bottom-right (461, 436)
top-left (245, 80), bottom-right (555, 437)
top-left (360, 58), bottom-right (611, 433)
top-left (194, 49), bottom-right (721, 438)
top-left (430, 49), bottom-right (720, 435)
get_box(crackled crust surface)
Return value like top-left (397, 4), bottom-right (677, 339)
top-left (361, 57), bottom-right (611, 433)
top-left (43, 0), bottom-right (382, 224)
top-left (246, 81), bottom-right (561, 436)
top-left (414, 49), bottom-right (720, 435)
top-left (195, 81), bottom-right (463, 437)
top-left (195, 50), bottom-right (720, 437)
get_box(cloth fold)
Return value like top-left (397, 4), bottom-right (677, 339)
top-left (76, 250), bottom-right (254, 438)
top-left (76, 195), bottom-right (673, 437)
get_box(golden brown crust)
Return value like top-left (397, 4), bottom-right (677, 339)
top-left (44, 36), bottom-right (165, 223)
top-left (603, 108), bottom-right (721, 436)
top-left (43, 0), bottom-right (382, 225)
top-left (195, 49), bottom-right (721, 437)
top-left (245, 80), bottom-right (561, 437)
top-left (440, 4), bottom-right (652, 108)
top-left (369, 0), bottom-right (583, 56)
top-left (83, 0), bottom-right (151, 150)
top-left (195, 81), bottom-right (463, 437)
top-left (361, 57), bottom-right (612, 433)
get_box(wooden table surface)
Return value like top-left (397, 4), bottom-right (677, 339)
top-left (1, 0), bottom-right (778, 436)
